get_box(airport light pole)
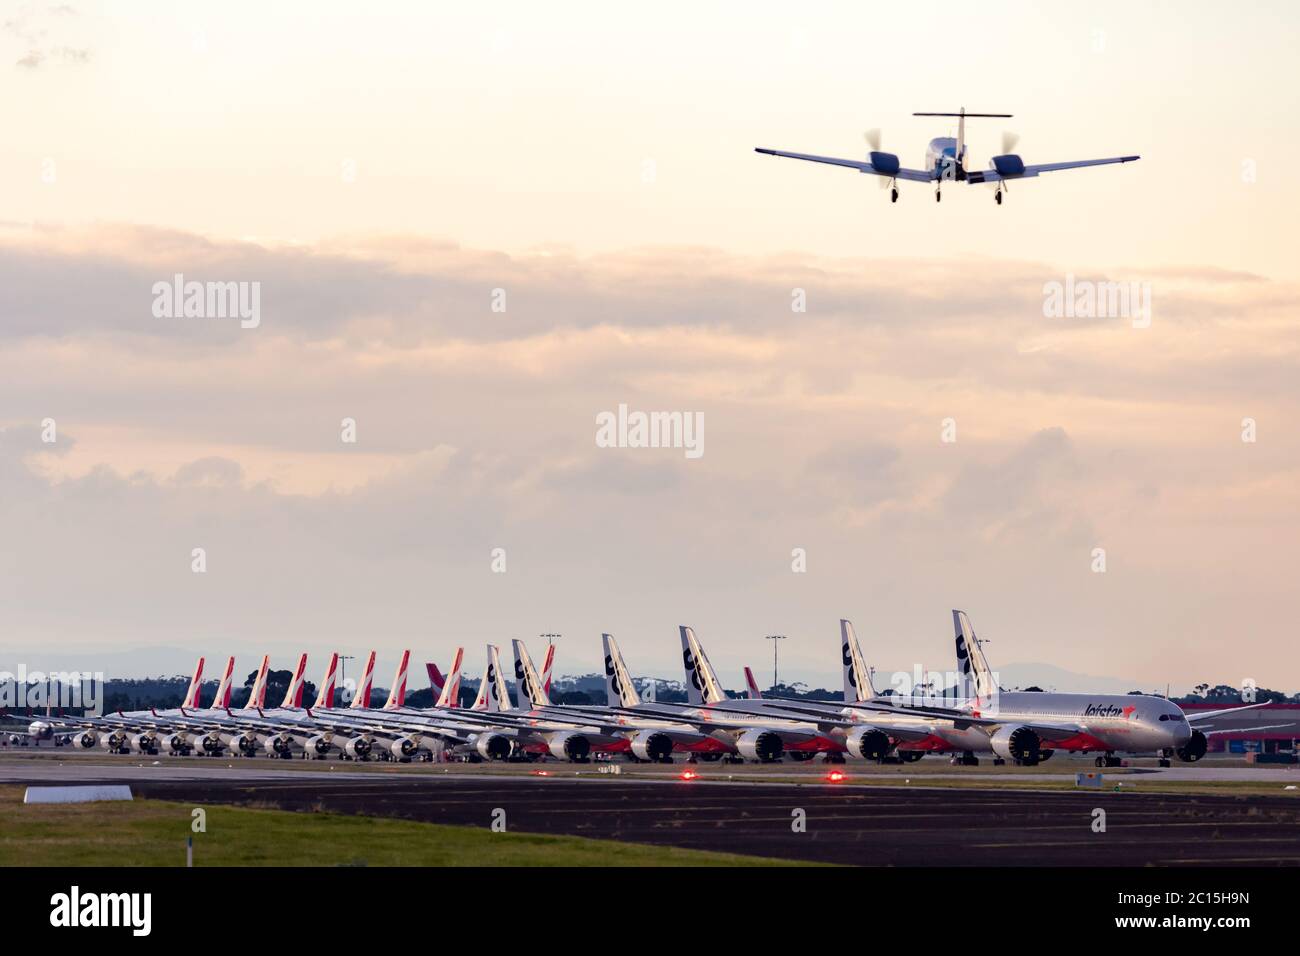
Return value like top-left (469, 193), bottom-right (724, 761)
top-left (339, 655), bottom-right (355, 699)
top-left (540, 633), bottom-right (561, 646)
top-left (765, 634), bottom-right (787, 692)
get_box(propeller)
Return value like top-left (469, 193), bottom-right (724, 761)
top-left (863, 129), bottom-right (890, 188)
top-left (1001, 130), bottom-right (1020, 154)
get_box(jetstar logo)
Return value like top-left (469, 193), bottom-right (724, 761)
top-left (1084, 703), bottom-right (1138, 719)
top-left (683, 649), bottom-right (703, 692)
top-left (842, 642), bottom-right (858, 689)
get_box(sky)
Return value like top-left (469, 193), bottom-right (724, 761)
top-left (1, 2), bottom-right (1297, 693)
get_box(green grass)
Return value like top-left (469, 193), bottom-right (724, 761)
top-left (0, 786), bottom-right (801, 867)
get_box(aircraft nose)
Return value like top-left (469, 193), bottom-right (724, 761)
top-left (1171, 721), bottom-right (1191, 746)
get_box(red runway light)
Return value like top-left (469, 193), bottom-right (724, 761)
top-left (680, 770), bottom-right (698, 780)
top-left (827, 770), bottom-right (846, 782)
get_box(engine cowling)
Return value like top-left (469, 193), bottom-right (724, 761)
top-left (845, 727), bottom-right (892, 761)
top-left (227, 732), bottom-right (259, 756)
top-left (130, 732), bottom-right (158, 755)
top-left (100, 730), bottom-right (128, 752)
top-left (165, 733), bottom-right (191, 755)
top-left (990, 725), bottom-right (1041, 765)
top-left (735, 729), bottom-right (784, 763)
top-left (76, 730), bottom-right (99, 749)
top-left (305, 735), bottom-right (333, 759)
top-left (475, 734), bottom-right (513, 761)
top-left (547, 732), bottom-right (591, 762)
top-left (194, 732), bottom-right (224, 755)
top-left (991, 154), bottom-right (1026, 176)
top-left (630, 731), bottom-right (674, 763)
top-left (389, 736), bottom-right (420, 759)
top-left (868, 150), bottom-right (901, 176)
top-left (343, 736), bottom-right (372, 759)
top-left (264, 734), bottom-right (294, 757)
top-left (1176, 729), bottom-right (1207, 763)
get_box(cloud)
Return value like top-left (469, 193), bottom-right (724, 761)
top-left (0, 225), bottom-right (1296, 692)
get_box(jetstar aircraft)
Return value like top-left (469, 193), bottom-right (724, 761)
top-left (757, 107), bottom-right (1139, 204)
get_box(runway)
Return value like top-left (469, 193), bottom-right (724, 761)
top-left (5, 760), bottom-right (1299, 866)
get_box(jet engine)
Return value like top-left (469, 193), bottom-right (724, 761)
top-left (165, 733), bottom-right (192, 755)
top-left (990, 725), bottom-right (1041, 765)
top-left (228, 731), bottom-right (259, 756)
top-left (389, 736), bottom-right (420, 760)
top-left (845, 727), bottom-right (892, 761)
top-left (25, 720), bottom-right (53, 741)
top-left (474, 734), bottom-right (513, 760)
top-left (630, 731), bottom-right (674, 763)
top-left (193, 732), bottom-right (224, 756)
top-left (343, 736), bottom-right (372, 760)
top-left (263, 734), bottom-right (294, 758)
top-left (130, 732), bottom-right (159, 755)
top-left (547, 732), bottom-right (592, 762)
top-left (735, 729), bottom-right (784, 763)
top-left (100, 730), bottom-right (129, 753)
top-left (1176, 729), bottom-right (1207, 763)
top-left (304, 734), bottom-right (333, 759)
top-left (76, 730), bottom-right (99, 749)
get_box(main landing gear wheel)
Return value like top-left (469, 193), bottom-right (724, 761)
top-left (890, 186), bottom-right (898, 203)
top-left (935, 188), bottom-right (941, 203)
top-left (995, 189), bottom-right (1002, 205)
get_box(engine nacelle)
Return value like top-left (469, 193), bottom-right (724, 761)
top-left (868, 150), bottom-right (901, 176)
top-left (76, 730), bottom-right (99, 749)
top-left (165, 733), bottom-right (192, 755)
top-left (264, 734), bottom-right (294, 757)
top-left (27, 720), bottom-right (53, 741)
top-left (474, 734), bottom-right (512, 761)
top-left (100, 730), bottom-right (128, 752)
top-left (130, 732), bottom-right (159, 755)
top-left (305, 735), bottom-right (333, 759)
top-left (343, 736), bottom-right (373, 759)
top-left (194, 732), bottom-right (224, 755)
top-left (990, 154), bottom-right (1025, 177)
top-left (1176, 729), bottom-right (1207, 763)
top-left (630, 731), bottom-right (674, 762)
top-left (389, 736), bottom-right (420, 759)
top-left (227, 732), bottom-right (259, 756)
top-left (735, 729), bottom-right (784, 763)
top-left (845, 727), bottom-right (892, 761)
top-left (548, 732), bottom-right (592, 762)
top-left (990, 725), bottom-right (1041, 765)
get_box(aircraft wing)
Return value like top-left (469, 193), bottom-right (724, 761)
top-left (755, 148), bottom-right (934, 182)
top-left (1201, 724), bottom-right (1292, 736)
top-left (967, 155), bottom-right (1139, 183)
top-left (1186, 702), bottom-right (1269, 723)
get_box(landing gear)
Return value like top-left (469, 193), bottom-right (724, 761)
top-left (953, 751), bottom-right (979, 767)
top-left (1095, 753), bottom-right (1122, 768)
top-left (934, 187), bottom-right (942, 203)
top-left (992, 757), bottom-right (1006, 766)
top-left (995, 188), bottom-right (1002, 205)
top-left (890, 186), bottom-right (898, 203)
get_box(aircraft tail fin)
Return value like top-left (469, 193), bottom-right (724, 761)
top-left (953, 610), bottom-right (998, 703)
top-left (473, 645), bottom-right (512, 712)
top-left (743, 666), bottom-right (763, 699)
top-left (248, 655), bottom-right (271, 708)
top-left (350, 651), bottom-right (376, 709)
top-left (680, 626), bottom-right (726, 705)
top-left (383, 650), bottom-right (410, 710)
top-left (511, 639), bottom-right (550, 708)
top-left (540, 643), bottom-right (556, 695)
top-left (181, 657), bottom-right (205, 709)
top-left (434, 648), bottom-right (464, 708)
top-left (313, 653), bottom-right (339, 709)
top-left (841, 619), bottom-right (876, 703)
top-left (211, 656), bottom-right (236, 709)
top-left (602, 633), bottom-right (641, 707)
top-left (281, 653), bottom-right (309, 709)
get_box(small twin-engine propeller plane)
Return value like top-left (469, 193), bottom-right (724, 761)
top-left (756, 107), bottom-right (1139, 204)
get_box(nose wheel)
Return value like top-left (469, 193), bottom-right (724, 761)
top-left (934, 187), bottom-right (941, 203)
